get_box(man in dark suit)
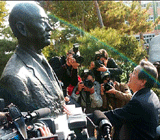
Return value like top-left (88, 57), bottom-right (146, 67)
top-left (0, 2), bottom-right (65, 116)
top-left (93, 59), bottom-right (160, 140)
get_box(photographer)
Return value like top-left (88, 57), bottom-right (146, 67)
top-left (71, 69), bottom-right (102, 114)
top-left (100, 71), bottom-right (132, 111)
top-left (90, 49), bottom-right (122, 84)
top-left (49, 46), bottom-right (82, 98)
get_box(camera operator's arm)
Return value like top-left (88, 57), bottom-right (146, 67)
top-left (84, 82), bottom-right (103, 108)
top-left (107, 58), bottom-right (122, 75)
top-left (100, 83), bottom-right (105, 96)
top-left (71, 82), bottom-right (84, 102)
top-left (105, 84), bottom-right (132, 102)
top-left (97, 65), bottom-right (108, 72)
top-left (100, 83), bottom-right (108, 110)
top-left (90, 61), bottom-right (108, 72)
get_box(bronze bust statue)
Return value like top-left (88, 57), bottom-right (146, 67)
top-left (0, 2), bottom-right (64, 116)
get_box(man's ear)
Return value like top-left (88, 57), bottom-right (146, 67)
top-left (141, 79), bottom-right (147, 87)
top-left (16, 21), bottom-right (27, 37)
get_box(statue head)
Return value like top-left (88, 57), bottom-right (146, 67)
top-left (9, 2), bottom-right (53, 52)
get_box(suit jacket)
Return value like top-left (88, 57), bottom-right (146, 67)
top-left (0, 47), bottom-right (64, 115)
top-left (104, 88), bottom-right (160, 140)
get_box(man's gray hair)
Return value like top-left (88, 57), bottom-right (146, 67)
top-left (138, 59), bottom-right (158, 88)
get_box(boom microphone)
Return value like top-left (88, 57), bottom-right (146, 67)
top-left (25, 108), bottom-right (51, 122)
top-left (93, 110), bottom-right (112, 140)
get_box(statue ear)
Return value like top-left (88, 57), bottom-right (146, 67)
top-left (16, 21), bottom-right (27, 37)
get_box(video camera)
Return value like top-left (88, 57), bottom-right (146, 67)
top-left (0, 103), bottom-right (57, 140)
top-left (0, 102), bottom-right (113, 140)
top-left (0, 101), bottom-right (91, 140)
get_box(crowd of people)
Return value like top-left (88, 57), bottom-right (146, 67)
top-left (0, 1), bottom-right (160, 140)
top-left (49, 47), bottom-right (132, 115)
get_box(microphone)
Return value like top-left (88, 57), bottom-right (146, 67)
top-left (93, 110), bottom-right (112, 139)
top-left (25, 108), bottom-right (51, 122)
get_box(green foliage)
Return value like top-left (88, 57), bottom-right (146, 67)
top-left (0, 1), bottom-right (8, 28)
top-left (41, 1), bottom-right (153, 34)
top-left (76, 27), bottom-right (146, 82)
top-left (42, 24), bottom-right (82, 60)
top-left (1, 27), bottom-right (16, 40)
top-left (40, 1), bottom-right (148, 83)
top-left (99, 1), bottom-right (153, 34)
top-left (152, 88), bottom-right (160, 100)
top-left (40, 1), bottom-right (99, 32)
top-left (0, 39), bottom-right (17, 77)
top-left (77, 27), bottom-right (146, 65)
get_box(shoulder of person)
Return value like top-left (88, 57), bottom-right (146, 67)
top-left (115, 82), bottom-right (129, 92)
top-left (49, 56), bottom-right (66, 65)
top-left (49, 56), bottom-right (61, 63)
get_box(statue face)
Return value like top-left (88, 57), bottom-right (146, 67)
top-left (24, 5), bottom-right (53, 50)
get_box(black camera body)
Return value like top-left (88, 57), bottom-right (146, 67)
top-left (73, 54), bottom-right (84, 64)
top-left (94, 60), bottom-right (103, 69)
top-left (83, 79), bottom-right (94, 89)
top-left (104, 82), bottom-right (113, 92)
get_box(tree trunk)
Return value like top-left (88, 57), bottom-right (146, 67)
top-left (94, 1), bottom-right (104, 28)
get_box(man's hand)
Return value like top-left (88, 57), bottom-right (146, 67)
top-left (39, 125), bottom-right (53, 137)
top-left (64, 96), bottom-right (70, 102)
top-left (97, 65), bottom-right (108, 72)
top-left (63, 104), bottom-right (71, 115)
top-left (78, 82), bottom-right (84, 92)
top-left (27, 124), bottom-right (53, 138)
top-left (66, 54), bottom-right (73, 66)
top-left (71, 59), bottom-right (80, 69)
top-left (105, 85), bottom-right (116, 94)
top-left (66, 54), bottom-right (79, 69)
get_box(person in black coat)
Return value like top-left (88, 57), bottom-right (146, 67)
top-left (49, 50), bottom-right (79, 97)
top-left (90, 49), bottom-right (122, 84)
top-left (91, 59), bottom-right (160, 140)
